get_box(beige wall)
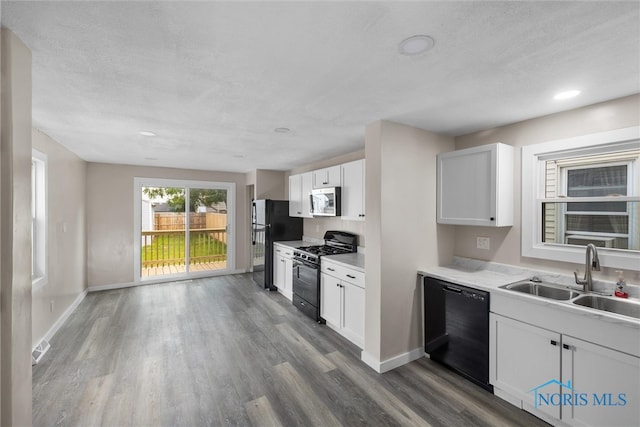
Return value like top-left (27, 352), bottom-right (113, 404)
top-left (31, 129), bottom-right (87, 349)
top-left (365, 120), bottom-right (455, 362)
top-left (254, 169), bottom-right (285, 200)
top-left (454, 94), bottom-right (640, 283)
top-left (0, 28), bottom-right (32, 427)
top-left (286, 149), bottom-right (366, 245)
top-left (87, 163), bottom-right (248, 287)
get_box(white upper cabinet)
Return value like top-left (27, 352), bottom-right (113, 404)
top-left (340, 159), bottom-right (365, 221)
top-left (313, 165), bottom-right (341, 189)
top-left (437, 143), bottom-right (514, 227)
top-left (289, 172), bottom-right (313, 218)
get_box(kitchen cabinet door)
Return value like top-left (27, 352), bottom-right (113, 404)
top-left (437, 143), bottom-right (513, 226)
top-left (289, 174), bottom-right (302, 217)
top-left (342, 281), bottom-right (364, 348)
top-left (313, 165), bottom-right (341, 189)
top-left (274, 245), bottom-right (293, 300)
top-left (561, 335), bottom-right (640, 427)
top-left (320, 272), bottom-right (341, 328)
top-left (281, 256), bottom-right (293, 300)
top-left (289, 172), bottom-right (312, 218)
top-left (341, 159), bottom-right (365, 221)
top-left (300, 172), bottom-right (312, 217)
top-left (490, 313), bottom-right (561, 420)
top-left (274, 253), bottom-right (285, 289)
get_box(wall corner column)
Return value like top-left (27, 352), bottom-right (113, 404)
top-left (1, 27), bottom-right (33, 426)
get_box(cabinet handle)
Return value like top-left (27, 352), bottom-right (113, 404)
top-left (550, 340), bottom-right (558, 346)
top-left (562, 344), bottom-right (571, 350)
top-left (490, 217), bottom-right (495, 221)
top-left (346, 274), bottom-right (356, 279)
top-left (323, 181), bottom-right (328, 185)
top-left (327, 267), bottom-right (335, 271)
top-left (297, 211), bottom-right (302, 214)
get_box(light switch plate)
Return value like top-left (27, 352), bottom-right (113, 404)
top-left (477, 237), bottom-right (490, 250)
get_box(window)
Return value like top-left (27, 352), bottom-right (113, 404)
top-left (522, 126), bottom-right (640, 270)
top-left (32, 149), bottom-right (47, 287)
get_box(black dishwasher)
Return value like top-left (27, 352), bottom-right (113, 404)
top-left (423, 276), bottom-right (492, 392)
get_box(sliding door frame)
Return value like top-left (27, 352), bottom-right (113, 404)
top-left (133, 177), bottom-right (236, 283)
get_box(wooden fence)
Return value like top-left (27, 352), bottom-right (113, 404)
top-left (155, 212), bottom-right (226, 236)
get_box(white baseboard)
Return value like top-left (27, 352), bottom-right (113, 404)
top-left (88, 269), bottom-right (248, 292)
top-left (32, 288), bottom-right (88, 354)
top-left (361, 347), bottom-right (425, 373)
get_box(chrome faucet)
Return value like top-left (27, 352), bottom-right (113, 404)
top-left (574, 243), bottom-right (601, 292)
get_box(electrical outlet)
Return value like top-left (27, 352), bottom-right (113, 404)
top-left (477, 237), bottom-right (490, 250)
top-left (50, 300), bottom-right (54, 313)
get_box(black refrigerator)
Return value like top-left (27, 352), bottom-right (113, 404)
top-left (252, 200), bottom-right (303, 290)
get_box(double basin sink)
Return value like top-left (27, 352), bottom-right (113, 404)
top-left (501, 280), bottom-right (640, 320)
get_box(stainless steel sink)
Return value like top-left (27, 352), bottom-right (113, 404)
top-left (502, 280), bottom-right (581, 301)
top-left (572, 295), bottom-right (640, 319)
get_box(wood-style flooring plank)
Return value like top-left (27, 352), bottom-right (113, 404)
top-left (245, 396), bottom-right (284, 427)
top-left (326, 350), bottom-right (432, 427)
top-left (33, 273), bottom-right (549, 427)
top-left (272, 362), bottom-right (343, 427)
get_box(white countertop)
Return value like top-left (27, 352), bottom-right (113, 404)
top-left (419, 257), bottom-right (640, 333)
top-left (273, 240), bottom-right (306, 248)
top-left (419, 258), bottom-right (531, 292)
top-left (324, 253), bottom-right (365, 272)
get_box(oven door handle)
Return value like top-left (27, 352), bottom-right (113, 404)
top-left (293, 259), bottom-right (319, 270)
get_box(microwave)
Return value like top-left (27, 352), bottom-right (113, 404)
top-left (310, 187), bottom-right (341, 217)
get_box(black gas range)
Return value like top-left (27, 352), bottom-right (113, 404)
top-left (292, 231), bottom-right (358, 322)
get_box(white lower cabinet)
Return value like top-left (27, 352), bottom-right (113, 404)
top-left (562, 336), bottom-right (640, 427)
top-left (320, 259), bottom-right (364, 348)
top-left (491, 313), bottom-right (640, 426)
top-left (490, 314), bottom-right (561, 420)
top-left (273, 244), bottom-right (294, 301)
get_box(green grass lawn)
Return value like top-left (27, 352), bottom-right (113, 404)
top-left (142, 233), bottom-right (227, 263)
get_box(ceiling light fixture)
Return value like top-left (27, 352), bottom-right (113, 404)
top-left (274, 127), bottom-right (290, 133)
top-left (139, 131), bottom-right (156, 137)
top-left (398, 35), bottom-right (435, 56)
top-left (553, 90), bottom-right (581, 100)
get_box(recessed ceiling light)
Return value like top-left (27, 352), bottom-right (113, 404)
top-left (553, 90), bottom-right (581, 100)
top-left (398, 35), bottom-right (435, 56)
top-left (274, 127), bottom-right (290, 133)
top-left (139, 131), bottom-right (156, 137)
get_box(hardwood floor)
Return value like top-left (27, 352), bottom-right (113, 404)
top-left (32, 274), bottom-right (548, 427)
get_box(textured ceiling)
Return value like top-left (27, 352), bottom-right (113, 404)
top-left (2, 1), bottom-right (639, 173)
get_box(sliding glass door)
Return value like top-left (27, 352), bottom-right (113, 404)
top-left (134, 178), bottom-right (235, 281)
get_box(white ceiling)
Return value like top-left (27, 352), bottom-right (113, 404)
top-left (2, 1), bottom-right (639, 173)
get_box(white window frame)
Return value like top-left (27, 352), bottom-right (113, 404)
top-left (133, 177), bottom-right (236, 282)
top-left (32, 149), bottom-right (48, 288)
top-left (522, 126), bottom-right (640, 271)
top-left (558, 160), bottom-right (634, 246)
